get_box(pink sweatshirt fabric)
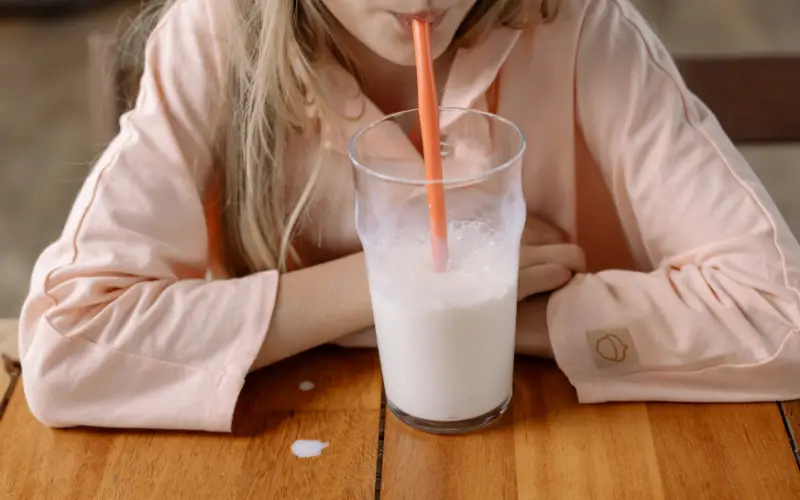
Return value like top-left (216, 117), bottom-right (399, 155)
top-left (19, 0), bottom-right (800, 432)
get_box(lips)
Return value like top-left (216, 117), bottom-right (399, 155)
top-left (393, 10), bottom-right (445, 30)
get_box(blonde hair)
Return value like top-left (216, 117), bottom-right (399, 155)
top-left (131, 0), bottom-right (559, 276)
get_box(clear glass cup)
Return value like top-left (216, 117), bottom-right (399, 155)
top-left (349, 107), bottom-right (526, 434)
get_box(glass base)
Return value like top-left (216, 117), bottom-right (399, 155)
top-left (388, 396), bottom-right (511, 435)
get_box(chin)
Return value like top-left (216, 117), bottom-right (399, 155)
top-left (367, 33), bottom-right (457, 67)
top-left (380, 48), bottom-right (419, 67)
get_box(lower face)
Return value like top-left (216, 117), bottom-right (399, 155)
top-left (318, 0), bottom-right (479, 66)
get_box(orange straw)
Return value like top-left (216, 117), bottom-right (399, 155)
top-left (412, 19), bottom-right (449, 272)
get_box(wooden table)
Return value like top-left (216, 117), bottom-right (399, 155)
top-left (1, 340), bottom-right (798, 499)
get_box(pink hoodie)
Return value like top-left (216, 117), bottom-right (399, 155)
top-left (19, 0), bottom-right (800, 432)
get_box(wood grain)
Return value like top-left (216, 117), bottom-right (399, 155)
top-left (510, 361), bottom-right (665, 500)
top-left (648, 403), bottom-right (800, 498)
top-left (0, 347), bottom-right (383, 500)
top-left (0, 319), bottom-right (20, 421)
top-left (381, 358), bottom-right (800, 500)
top-left (381, 408), bottom-right (518, 500)
top-left (0, 354), bottom-right (20, 422)
top-left (0, 367), bottom-right (10, 413)
top-left (782, 400), bottom-right (800, 465)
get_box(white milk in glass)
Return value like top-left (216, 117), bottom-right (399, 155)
top-left (363, 195), bottom-right (524, 424)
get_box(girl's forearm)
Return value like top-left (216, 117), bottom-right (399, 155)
top-left (251, 252), bottom-right (374, 370)
top-left (251, 255), bottom-right (556, 371)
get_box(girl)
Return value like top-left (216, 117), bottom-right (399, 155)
top-left (19, 0), bottom-right (800, 432)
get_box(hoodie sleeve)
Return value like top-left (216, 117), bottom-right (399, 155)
top-left (18, 0), bottom-right (277, 432)
top-left (547, 0), bottom-right (800, 403)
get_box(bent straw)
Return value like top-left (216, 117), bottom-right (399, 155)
top-left (412, 19), bottom-right (449, 272)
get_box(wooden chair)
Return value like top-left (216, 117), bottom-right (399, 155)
top-left (676, 57), bottom-right (800, 143)
top-left (0, 319), bottom-right (20, 419)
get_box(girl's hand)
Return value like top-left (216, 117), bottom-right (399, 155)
top-left (518, 216), bottom-right (585, 301)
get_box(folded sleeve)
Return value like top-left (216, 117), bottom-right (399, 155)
top-left (18, 0), bottom-right (278, 432)
top-left (548, 0), bottom-right (800, 402)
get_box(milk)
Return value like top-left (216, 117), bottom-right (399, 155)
top-left (364, 220), bottom-right (520, 423)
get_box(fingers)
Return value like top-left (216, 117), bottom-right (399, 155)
top-left (519, 244), bottom-right (586, 273)
top-left (516, 244), bottom-right (586, 300)
top-left (521, 216), bottom-right (567, 246)
top-left (517, 263), bottom-right (573, 300)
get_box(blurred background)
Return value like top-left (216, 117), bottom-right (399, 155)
top-left (1, 0), bottom-right (799, 318)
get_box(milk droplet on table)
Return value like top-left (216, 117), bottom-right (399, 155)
top-left (291, 440), bottom-right (329, 458)
top-left (298, 381), bottom-right (315, 391)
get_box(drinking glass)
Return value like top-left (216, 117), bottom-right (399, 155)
top-left (349, 107), bottom-right (526, 434)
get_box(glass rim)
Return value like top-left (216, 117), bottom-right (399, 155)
top-left (348, 106), bottom-right (526, 187)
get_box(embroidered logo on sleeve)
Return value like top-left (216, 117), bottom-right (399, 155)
top-left (586, 328), bottom-right (639, 370)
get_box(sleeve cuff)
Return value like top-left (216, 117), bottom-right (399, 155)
top-left (546, 275), bottom-right (800, 403)
top-left (211, 270), bottom-right (279, 430)
top-left (546, 274), bottom-right (643, 403)
top-left (547, 276), bottom-right (597, 401)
